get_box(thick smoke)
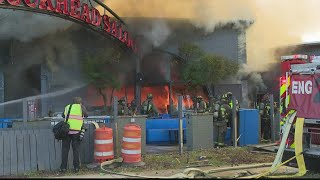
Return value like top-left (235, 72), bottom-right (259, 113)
top-left (236, 64), bottom-right (267, 92)
top-left (106, 0), bottom-right (320, 71)
top-left (0, 10), bottom-right (72, 42)
top-left (226, 64), bottom-right (267, 106)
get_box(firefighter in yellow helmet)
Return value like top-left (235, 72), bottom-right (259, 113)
top-left (196, 96), bottom-right (207, 113)
top-left (141, 93), bottom-right (159, 117)
top-left (222, 92), bottom-right (239, 111)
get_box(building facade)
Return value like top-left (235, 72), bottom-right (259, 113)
top-left (0, 19), bottom-right (252, 118)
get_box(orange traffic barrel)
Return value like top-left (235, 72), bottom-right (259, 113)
top-left (121, 123), bottom-right (142, 164)
top-left (94, 125), bottom-right (114, 163)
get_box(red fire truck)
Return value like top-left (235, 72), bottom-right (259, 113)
top-left (279, 54), bottom-right (320, 171)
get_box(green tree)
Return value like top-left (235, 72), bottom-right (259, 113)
top-left (82, 47), bottom-right (122, 113)
top-left (178, 42), bottom-right (204, 62)
top-left (178, 42), bottom-right (239, 91)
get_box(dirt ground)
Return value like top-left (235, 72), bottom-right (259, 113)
top-left (5, 146), bottom-right (315, 178)
top-left (57, 165), bottom-right (299, 179)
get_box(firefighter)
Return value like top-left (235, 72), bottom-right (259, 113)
top-left (212, 99), bottom-right (220, 121)
top-left (259, 94), bottom-right (271, 140)
top-left (222, 92), bottom-right (240, 111)
top-left (215, 96), bottom-right (231, 147)
top-left (118, 97), bottom-right (129, 116)
top-left (129, 99), bottom-right (138, 116)
top-left (191, 96), bottom-right (198, 111)
top-left (196, 96), bottom-right (207, 113)
top-left (141, 93), bottom-right (159, 117)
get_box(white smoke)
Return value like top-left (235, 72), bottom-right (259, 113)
top-left (0, 9), bottom-right (72, 42)
top-left (144, 19), bottom-right (171, 47)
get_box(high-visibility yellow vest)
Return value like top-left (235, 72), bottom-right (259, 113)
top-left (64, 104), bottom-right (83, 131)
top-left (229, 101), bottom-right (233, 109)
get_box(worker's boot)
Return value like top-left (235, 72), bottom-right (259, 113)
top-left (217, 142), bottom-right (225, 147)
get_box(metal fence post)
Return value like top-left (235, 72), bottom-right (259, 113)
top-left (178, 95), bottom-right (183, 155)
top-left (113, 96), bottom-right (119, 157)
top-left (232, 96), bottom-right (237, 147)
top-left (22, 98), bottom-right (28, 129)
top-left (270, 94), bottom-right (275, 143)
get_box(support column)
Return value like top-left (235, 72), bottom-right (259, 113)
top-left (41, 65), bottom-right (49, 117)
top-left (135, 56), bottom-right (142, 112)
top-left (0, 72), bottom-right (4, 118)
top-left (169, 81), bottom-right (173, 115)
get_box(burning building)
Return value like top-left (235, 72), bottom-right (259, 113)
top-left (0, 12), bottom-right (253, 118)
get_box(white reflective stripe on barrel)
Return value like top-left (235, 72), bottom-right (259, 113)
top-left (122, 137), bottom-right (141, 143)
top-left (121, 149), bottom-right (141, 155)
top-left (94, 139), bottom-right (113, 144)
top-left (94, 151), bottom-right (114, 156)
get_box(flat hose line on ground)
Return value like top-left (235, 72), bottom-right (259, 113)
top-left (100, 159), bottom-right (275, 179)
top-left (240, 116), bottom-right (307, 179)
top-left (264, 117), bottom-right (306, 179)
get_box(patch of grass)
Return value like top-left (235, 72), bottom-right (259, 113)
top-left (14, 167), bottom-right (100, 178)
top-left (110, 147), bottom-right (275, 173)
top-left (2, 147), bottom-right (275, 178)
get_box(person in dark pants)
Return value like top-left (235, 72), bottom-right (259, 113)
top-left (60, 97), bottom-right (88, 173)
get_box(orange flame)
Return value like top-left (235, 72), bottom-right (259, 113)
top-left (86, 84), bottom-right (209, 114)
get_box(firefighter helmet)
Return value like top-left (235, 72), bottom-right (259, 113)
top-left (226, 92), bottom-right (232, 98)
top-left (262, 94), bottom-right (270, 101)
top-left (147, 93), bottom-right (153, 99)
top-left (118, 97), bottom-right (126, 104)
top-left (197, 96), bottom-right (203, 99)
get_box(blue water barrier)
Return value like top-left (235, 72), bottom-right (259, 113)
top-left (146, 117), bottom-right (187, 144)
top-left (238, 109), bottom-right (259, 146)
top-left (0, 118), bottom-right (14, 128)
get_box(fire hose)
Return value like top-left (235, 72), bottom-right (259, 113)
top-left (91, 121), bottom-right (218, 178)
top-left (240, 114), bottom-right (307, 179)
top-left (91, 114), bottom-right (307, 179)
